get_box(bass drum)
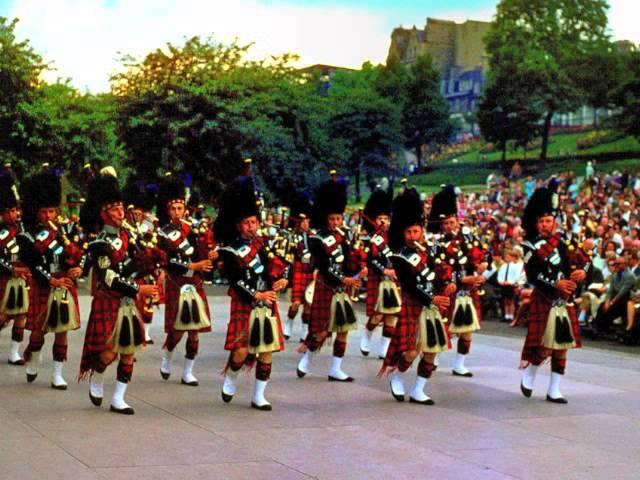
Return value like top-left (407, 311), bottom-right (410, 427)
top-left (304, 280), bottom-right (316, 305)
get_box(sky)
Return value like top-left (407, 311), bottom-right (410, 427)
top-left (1, 0), bottom-right (637, 93)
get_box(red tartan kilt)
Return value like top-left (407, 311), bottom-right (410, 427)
top-left (383, 292), bottom-right (451, 369)
top-left (25, 281), bottom-right (80, 332)
top-left (366, 271), bottom-right (381, 317)
top-left (79, 292), bottom-right (122, 377)
top-left (308, 275), bottom-right (335, 336)
top-left (524, 290), bottom-right (582, 350)
top-left (291, 262), bottom-right (314, 304)
top-left (164, 274), bottom-right (211, 333)
top-left (224, 289), bottom-right (284, 351)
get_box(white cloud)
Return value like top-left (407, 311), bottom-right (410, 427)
top-left (9, 0), bottom-right (390, 92)
top-left (608, 0), bottom-right (640, 44)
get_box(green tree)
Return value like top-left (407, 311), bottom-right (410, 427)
top-left (0, 17), bottom-right (48, 168)
top-left (402, 54), bottom-right (454, 169)
top-left (613, 50), bottom-right (640, 139)
top-left (485, 0), bottom-right (610, 166)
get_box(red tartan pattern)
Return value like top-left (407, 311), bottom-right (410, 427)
top-left (291, 260), bottom-right (314, 304)
top-left (79, 291), bottom-right (122, 377)
top-left (223, 289), bottom-right (284, 351)
top-left (521, 290), bottom-right (582, 362)
top-left (307, 274), bottom-right (334, 338)
top-left (164, 273), bottom-right (211, 333)
top-left (383, 291), bottom-right (451, 370)
top-left (366, 270), bottom-right (381, 317)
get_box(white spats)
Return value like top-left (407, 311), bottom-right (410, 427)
top-left (378, 336), bottom-right (391, 359)
top-left (452, 353), bottom-right (472, 376)
top-left (110, 380), bottom-right (134, 414)
top-left (297, 350), bottom-right (314, 377)
top-left (181, 358), bottom-right (198, 386)
top-left (389, 371), bottom-right (406, 401)
top-left (160, 349), bottom-right (173, 380)
top-left (144, 323), bottom-right (152, 342)
top-left (283, 318), bottom-right (293, 339)
top-left (89, 372), bottom-right (104, 406)
top-left (547, 372), bottom-right (565, 401)
top-left (409, 376), bottom-right (433, 404)
top-left (328, 356), bottom-right (353, 382)
top-left (25, 350), bottom-right (41, 382)
top-left (8, 340), bottom-right (23, 364)
top-left (299, 323), bottom-right (308, 343)
top-left (251, 380), bottom-right (272, 411)
top-left (221, 369), bottom-right (239, 402)
top-left (360, 329), bottom-right (373, 355)
top-left (521, 364), bottom-right (539, 392)
top-left (51, 361), bottom-right (68, 390)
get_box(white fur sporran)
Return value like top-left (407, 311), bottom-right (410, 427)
top-left (45, 287), bottom-right (79, 333)
top-left (417, 305), bottom-right (449, 353)
top-left (174, 284), bottom-right (210, 331)
top-left (1, 277), bottom-right (29, 315)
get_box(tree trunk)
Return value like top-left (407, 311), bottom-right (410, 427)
top-left (539, 111), bottom-right (554, 171)
top-left (415, 143), bottom-right (422, 171)
top-left (501, 142), bottom-right (507, 171)
top-left (354, 167), bottom-right (361, 203)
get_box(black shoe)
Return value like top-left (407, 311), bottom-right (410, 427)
top-left (181, 378), bottom-right (199, 387)
top-left (221, 390), bottom-right (233, 403)
top-left (110, 405), bottom-right (135, 415)
top-left (389, 382), bottom-right (405, 402)
top-left (520, 382), bottom-right (532, 398)
top-left (145, 338), bottom-right (155, 345)
top-left (251, 401), bottom-right (273, 411)
top-left (51, 383), bottom-right (68, 391)
top-left (284, 334), bottom-right (290, 340)
top-left (89, 392), bottom-right (103, 407)
top-left (296, 368), bottom-right (307, 378)
top-left (360, 349), bottom-right (370, 357)
top-left (546, 395), bottom-right (568, 404)
top-left (452, 369), bottom-right (473, 378)
top-left (328, 375), bottom-right (354, 382)
top-left (26, 372), bottom-right (37, 383)
top-left (409, 396), bottom-right (435, 405)
top-left (160, 370), bottom-right (170, 380)
top-left (8, 358), bottom-right (25, 366)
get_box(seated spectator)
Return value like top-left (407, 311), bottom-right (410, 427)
top-left (620, 278), bottom-right (640, 344)
top-left (496, 247), bottom-right (526, 323)
top-left (593, 257), bottom-right (636, 336)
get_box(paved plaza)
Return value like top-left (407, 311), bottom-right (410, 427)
top-left (1, 288), bottom-right (639, 480)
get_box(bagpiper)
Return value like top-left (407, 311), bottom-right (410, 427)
top-left (156, 174), bottom-right (213, 387)
top-left (380, 187), bottom-right (452, 404)
top-left (122, 177), bottom-right (165, 345)
top-left (284, 192), bottom-right (314, 342)
top-left (78, 170), bottom-right (158, 414)
top-left (0, 173), bottom-right (29, 365)
top-left (296, 171), bottom-right (365, 382)
top-left (428, 185), bottom-right (489, 377)
top-left (359, 186), bottom-right (400, 359)
top-left (19, 168), bottom-right (84, 389)
top-left (519, 187), bottom-right (586, 403)
top-left (216, 174), bottom-right (288, 410)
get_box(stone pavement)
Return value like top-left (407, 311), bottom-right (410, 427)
top-left (1, 288), bottom-right (640, 480)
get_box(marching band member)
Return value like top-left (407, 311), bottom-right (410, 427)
top-left (380, 187), bottom-right (452, 404)
top-left (360, 187), bottom-right (400, 359)
top-left (122, 178), bottom-right (165, 345)
top-left (78, 171), bottom-right (158, 414)
top-left (296, 172), bottom-right (365, 382)
top-left (19, 169), bottom-right (84, 389)
top-left (428, 185), bottom-right (489, 378)
top-left (156, 175), bottom-right (213, 387)
top-left (216, 175), bottom-right (288, 410)
top-left (285, 192), bottom-right (314, 342)
top-left (520, 188), bottom-right (586, 403)
top-left (0, 174), bottom-right (29, 365)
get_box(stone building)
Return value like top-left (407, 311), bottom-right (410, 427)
top-left (388, 18), bottom-right (490, 134)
